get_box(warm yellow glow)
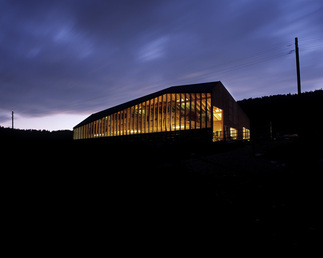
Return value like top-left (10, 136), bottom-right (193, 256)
top-left (230, 127), bottom-right (238, 140)
top-left (212, 106), bottom-right (223, 141)
top-left (243, 127), bottom-right (250, 140)
top-left (74, 92), bottom-right (213, 140)
top-left (173, 125), bottom-right (185, 130)
top-left (72, 93), bottom-right (250, 142)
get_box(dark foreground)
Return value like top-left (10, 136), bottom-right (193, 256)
top-left (3, 134), bottom-right (323, 254)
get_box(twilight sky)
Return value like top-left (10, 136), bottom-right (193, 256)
top-left (1, 0), bottom-right (322, 130)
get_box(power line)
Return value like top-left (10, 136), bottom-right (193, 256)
top-left (181, 35), bottom-right (322, 84)
top-left (190, 43), bottom-right (293, 79)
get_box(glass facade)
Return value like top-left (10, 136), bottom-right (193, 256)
top-left (73, 92), bottom-right (220, 140)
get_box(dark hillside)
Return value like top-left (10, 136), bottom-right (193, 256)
top-left (3, 136), bottom-right (323, 252)
top-left (0, 127), bottom-right (72, 141)
top-left (238, 89), bottom-right (323, 140)
top-left (2, 95), bottom-right (323, 252)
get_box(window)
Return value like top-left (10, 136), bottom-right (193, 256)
top-left (201, 93), bottom-right (206, 129)
top-left (166, 94), bottom-right (171, 132)
top-left (145, 101), bottom-right (149, 133)
top-left (134, 105), bottom-right (138, 134)
top-left (190, 93), bottom-right (196, 130)
top-left (154, 97), bottom-right (158, 132)
top-left (158, 96), bottom-right (162, 132)
top-left (195, 93), bottom-right (201, 129)
top-left (109, 115), bottom-right (111, 136)
top-left (230, 127), bottom-right (238, 140)
top-left (185, 93), bottom-right (190, 130)
top-left (171, 94), bottom-right (176, 130)
top-left (138, 103), bottom-right (142, 134)
top-left (206, 93), bottom-right (211, 128)
top-left (149, 99), bottom-right (154, 133)
top-left (213, 106), bottom-right (223, 141)
top-left (176, 93), bottom-right (180, 130)
top-left (243, 127), bottom-right (250, 140)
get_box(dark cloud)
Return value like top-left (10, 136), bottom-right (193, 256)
top-left (1, 0), bottom-right (322, 128)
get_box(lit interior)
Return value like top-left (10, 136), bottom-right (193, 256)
top-left (212, 106), bottom-right (223, 141)
top-left (243, 127), bottom-right (250, 140)
top-left (73, 93), bottom-right (215, 140)
top-left (230, 127), bottom-right (238, 140)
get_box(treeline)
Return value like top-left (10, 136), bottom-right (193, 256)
top-left (1, 89), bottom-right (322, 143)
top-left (0, 126), bottom-right (73, 141)
top-left (238, 89), bottom-right (323, 140)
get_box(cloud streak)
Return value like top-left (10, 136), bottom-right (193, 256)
top-left (0, 0), bottom-right (322, 129)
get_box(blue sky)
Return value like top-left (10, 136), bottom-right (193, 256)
top-left (1, 0), bottom-right (322, 130)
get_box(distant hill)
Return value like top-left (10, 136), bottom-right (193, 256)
top-left (1, 89), bottom-right (322, 143)
top-left (238, 89), bottom-right (323, 140)
top-left (0, 127), bottom-right (73, 141)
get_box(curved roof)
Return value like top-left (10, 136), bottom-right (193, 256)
top-left (74, 81), bottom-right (221, 129)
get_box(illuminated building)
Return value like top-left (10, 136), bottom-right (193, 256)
top-left (73, 81), bottom-right (250, 142)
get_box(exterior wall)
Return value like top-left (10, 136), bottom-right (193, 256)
top-left (212, 84), bottom-right (250, 140)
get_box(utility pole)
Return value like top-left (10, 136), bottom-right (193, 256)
top-left (12, 111), bottom-right (14, 129)
top-left (295, 37), bottom-right (301, 95)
